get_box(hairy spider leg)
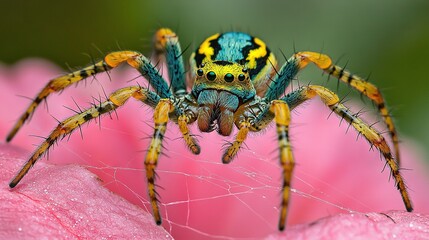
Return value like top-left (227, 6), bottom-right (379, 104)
top-left (6, 50), bottom-right (173, 142)
top-left (262, 56), bottom-right (300, 102)
top-left (6, 61), bottom-right (111, 141)
top-left (153, 28), bottom-right (187, 96)
top-left (9, 86), bottom-right (161, 188)
top-left (282, 85), bottom-right (413, 212)
top-left (145, 99), bottom-right (174, 225)
top-left (295, 52), bottom-right (401, 165)
top-left (145, 100), bottom-right (201, 225)
top-left (269, 100), bottom-right (294, 231)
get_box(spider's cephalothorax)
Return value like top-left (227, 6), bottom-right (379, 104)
top-left (188, 32), bottom-right (275, 136)
top-left (7, 28), bottom-right (413, 231)
top-left (191, 32), bottom-right (277, 96)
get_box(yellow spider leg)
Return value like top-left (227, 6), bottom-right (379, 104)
top-left (145, 99), bottom-right (174, 225)
top-left (222, 121), bottom-right (251, 163)
top-left (6, 51), bottom-right (143, 142)
top-left (294, 51), bottom-right (400, 165)
top-left (178, 115), bottom-right (201, 154)
top-left (294, 85), bottom-right (413, 212)
top-left (9, 86), bottom-right (153, 188)
top-left (269, 100), bottom-right (294, 231)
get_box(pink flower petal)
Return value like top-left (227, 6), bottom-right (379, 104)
top-left (0, 144), bottom-right (171, 239)
top-left (267, 211), bottom-right (429, 239)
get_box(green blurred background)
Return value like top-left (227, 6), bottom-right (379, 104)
top-left (1, 0), bottom-right (428, 161)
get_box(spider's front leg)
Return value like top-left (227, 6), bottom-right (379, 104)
top-left (294, 51), bottom-right (401, 165)
top-left (145, 97), bottom-right (201, 225)
top-left (269, 100), bottom-right (294, 231)
top-left (145, 99), bottom-right (174, 224)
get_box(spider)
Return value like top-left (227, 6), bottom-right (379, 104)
top-left (7, 28), bottom-right (413, 231)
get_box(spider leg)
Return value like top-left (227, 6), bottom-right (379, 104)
top-left (152, 28), bottom-right (187, 96)
top-left (145, 99), bottom-right (174, 225)
top-left (9, 86), bottom-right (160, 188)
top-left (269, 100), bottom-right (294, 231)
top-left (139, 99), bottom-right (201, 225)
top-left (294, 51), bottom-right (400, 165)
top-left (282, 85), bottom-right (413, 212)
top-left (7, 50), bottom-right (172, 142)
top-left (222, 121), bottom-right (251, 163)
top-left (223, 99), bottom-right (294, 230)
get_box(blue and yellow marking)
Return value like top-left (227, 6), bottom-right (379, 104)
top-left (192, 32), bottom-right (277, 96)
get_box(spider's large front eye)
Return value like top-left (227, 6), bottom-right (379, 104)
top-left (207, 71), bottom-right (216, 81)
top-left (238, 74), bottom-right (246, 81)
top-left (197, 69), bottom-right (204, 76)
top-left (224, 73), bottom-right (234, 82)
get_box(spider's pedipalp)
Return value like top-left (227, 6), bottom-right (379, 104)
top-left (282, 85), bottom-right (413, 212)
top-left (178, 115), bottom-right (200, 154)
top-left (9, 86), bottom-right (160, 188)
top-left (222, 121), bottom-right (251, 164)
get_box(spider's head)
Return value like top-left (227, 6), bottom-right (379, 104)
top-left (191, 60), bottom-right (255, 101)
top-left (191, 61), bottom-right (256, 136)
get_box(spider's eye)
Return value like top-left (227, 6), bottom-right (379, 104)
top-left (238, 74), bottom-right (246, 81)
top-left (242, 68), bottom-right (248, 73)
top-left (197, 69), bottom-right (204, 76)
top-left (224, 73), bottom-right (234, 82)
top-left (207, 71), bottom-right (216, 81)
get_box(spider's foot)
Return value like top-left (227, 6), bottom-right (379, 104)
top-left (222, 152), bottom-right (233, 164)
top-left (190, 144), bottom-right (201, 155)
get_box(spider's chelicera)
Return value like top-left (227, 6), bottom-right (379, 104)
top-left (7, 28), bottom-right (413, 231)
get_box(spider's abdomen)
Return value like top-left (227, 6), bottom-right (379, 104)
top-left (190, 32), bottom-right (277, 96)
